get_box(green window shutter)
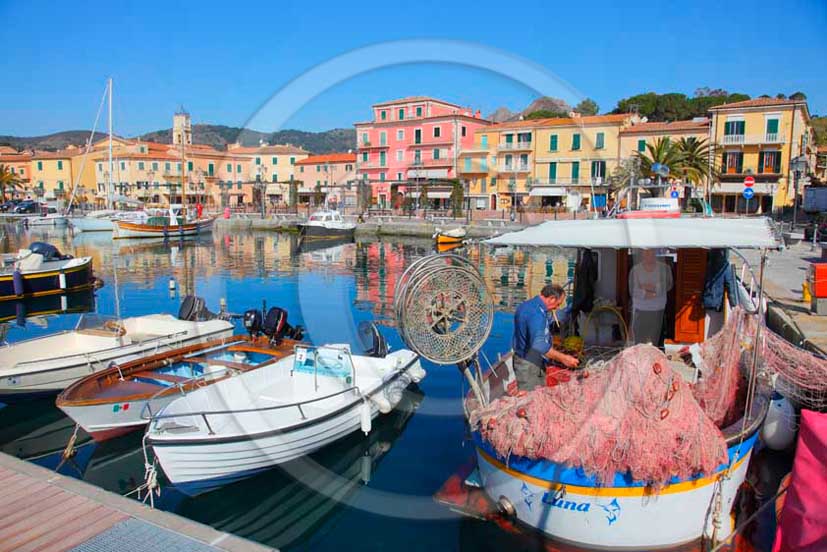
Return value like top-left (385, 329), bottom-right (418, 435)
top-left (381, 110), bottom-right (387, 120)
top-left (188, 161), bottom-right (193, 171)
top-left (736, 153), bottom-right (743, 173)
top-left (138, 162), bottom-right (144, 170)
top-left (433, 149), bottom-right (440, 160)
top-left (549, 162), bottom-right (557, 182)
top-left (237, 164), bottom-right (242, 172)
top-left (272, 157), bottom-right (277, 164)
top-left (637, 139), bottom-right (646, 152)
top-left (152, 162), bottom-right (158, 170)
top-left (380, 151), bottom-right (386, 165)
top-left (165, 162), bottom-right (171, 171)
top-left (57, 160), bottom-right (63, 170)
top-left (505, 134), bottom-right (513, 144)
top-left (121, 161), bottom-right (125, 170)
top-left (766, 118), bottom-right (779, 135)
top-left (774, 151), bottom-right (781, 173)
top-left (571, 161), bottom-right (580, 181)
top-left (362, 152), bottom-right (368, 162)
top-left (572, 134), bottom-right (581, 150)
top-left (721, 152), bottom-right (728, 171)
top-left (255, 157), bottom-right (261, 165)
top-left (491, 177), bottom-right (497, 188)
top-left (37, 161), bottom-right (43, 170)
top-left (290, 157), bottom-right (295, 165)
top-left (208, 163), bottom-right (214, 176)
top-left (227, 164), bottom-right (231, 172)
top-left (238, 182), bottom-right (242, 190)
top-left (464, 158), bottom-right (471, 171)
top-left (737, 121), bottom-right (745, 135)
top-left (58, 181), bottom-right (64, 190)
top-left (481, 135), bottom-right (488, 148)
top-left (596, 132), bottom-right (605, 149)
top-left (416, 107), bottom-right (422, 116)
top-left (758, 152), bottom-right (765, 173)
top-left (272, 174), bottom-right (277, 182)
top-left (550, 135), bottom-right (558, 151)
top-left (398, 108), bottom-right (404, 120)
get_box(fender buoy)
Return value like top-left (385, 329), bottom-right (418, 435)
top-left (12, 269), bottom-right (24, 296)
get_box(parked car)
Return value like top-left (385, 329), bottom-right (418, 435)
top-left (0, 199), bottom-right (21, 212)
top-left (13, 200), bottom-right (40, 214)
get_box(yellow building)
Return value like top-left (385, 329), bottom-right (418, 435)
top-left (30, 148), bottom-right (79, 203)
top-left (459, 113), bottom-right (637, 211)
top-left (708, 97), bottom-right (814, 214)
top-left (226, 143), bottom-right (309, 204)
top-left (619, 118), bottom-right (710, 160)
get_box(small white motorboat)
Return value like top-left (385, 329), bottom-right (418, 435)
top-left (68, 210), bottom-right (149, 232)
top-left (0, 297), bottom-right (234, 399)
top-left (25, 212), bottom-right (68, 227)
top-left (147, 336), bottom-right (425, 494)
top-left (298, 210), bottom-right (355, 240)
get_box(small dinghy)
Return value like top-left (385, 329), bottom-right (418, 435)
top-left (146, 323), bottom-right (426, 494)
top-left (0, 296), bottom-right (234, 399)
top-left (57, 306), bottom-right (304, 442)
top-left (434, 227), bottom-right (466, 245)
top-left (0, 242), bottom-right (95, 301)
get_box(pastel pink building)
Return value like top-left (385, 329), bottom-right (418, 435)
top-left (354, 96), bottom-right (490, 207)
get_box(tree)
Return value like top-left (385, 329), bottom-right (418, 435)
top-left (790, 91), bottom-right (807, 100)
top-left (524, 109), bottom-right (567, 120)
top-left (450, 179), bottom-right (464, 217)
top-left (574, 98), bottom-right (599, 116)
top-left (776, 93), bottom-right (787, 99)
top-left (419, 180), bottom-right (430, 209)
top-left (0, 164), bottom-right (21, 201)
top-left (635, 138), bottom-right (684, 179)
top-left (675, 137), bottom-right (717, 188)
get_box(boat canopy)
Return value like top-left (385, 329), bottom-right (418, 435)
top-left (485, 217), bottom-right (782, 249)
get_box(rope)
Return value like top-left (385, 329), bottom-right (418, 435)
top-left (124, 434), bottom-right (161, 508)
top-left (54, 424), bottom-right (81, 474)
top-left (706, 484), bottom-right (788, 552)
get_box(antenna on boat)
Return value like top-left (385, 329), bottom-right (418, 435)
top-left (393, 254), bottom-right (494, 404)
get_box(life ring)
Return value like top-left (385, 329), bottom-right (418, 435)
top-left (103, 320), bottom-right (126, 336)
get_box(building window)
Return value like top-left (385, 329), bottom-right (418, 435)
top-left (724, 120), bottom-right (745, 136)
top-left (300, 166), bottom-right (304, 173)
top-left (380, 172), bottom-right (386, 182)
top-left (57, 160), bottom-right (63, 170)
top-left (152, 162), bottom-right (159, 170)
top-left (98, 163), bottom-right (103, 172)
top-left (272, 174), bottom-right (277, 182)
top-left (433, 126), bottom-right (441, 138)
top-left (462, 126), bottom-right (467, 137)
top-left (255, 157), bottom-right (261, 165)
top-left (187, 161), bottom-right (193, 171)
top-left (595, 132), bottom-right (605, 149)
top-left (237, 164), bottom-right (242, 172)
top-left (480, 158), bottom-right (488, 171)
top-left (396, 150), bottom-right (403, 162)
top-left (480, 177), bottom-right (487, 193)
top-left (481, 135), bottom-right (488, 148)
top-left (414, 129), bottom-right (422, 144)
top-left (591, 160), bottom-right (606, 179)
top-left (362, 152), bottom-right (368, 162)
top-left (721, 151), bottom-right (744, 173)
top-left (208, 163), bottom-right (214, 176)
top-left (380, 110), bottom-right (387, 121)
top-left (120, 161), bottom-right (126, 170)
top-left (396, 129), bottom-right (404, 141)
top-left (433, 149), bottom-right (440, 160)
top-left (138, 162), bottom-right (145, 170)
top-left (766, 118), bottom-right (779, 138)
top-left (272, 157), bottom-right (278, 165)
top-left (362, 132), bottom-right (369, 145)
top-left (154, 182), bottom-right (159, 189)
top-left (637, 139), bottom-right (646, 152)
top-left (58, 181), bottom-right (64, 190)
top-left (226, 163), bottom-right (232, 172)
top-left (380, 131), bottom-right (387, 146)
top-left (177, 163), bottom-right (181, 171)
top-left (572, 134), bottom-right (581, 151)
top-left (416, 106), bottom-right (422, 117)
top-left (37, 161), bottom-right (43, 171)
top-left (165, 162), bottom-right (171, 171)
top-left (398, 108), bottom-right (405, 120)
top-left (464, 158), bottom-right (471, 171)
top-left (758, 151), bottom-right (781, 173)
top-left (290, 157), bottom-right (295, 165)
top-left (549, 135), bottom-right (558, 151)
top-left (414, 149), bottom-right (422, 164)
top-left (316, 165), bottom-right (321, 172)
top-left (548, 162), bottom-right (557, 182)
top-left (238, 182), bottom-right (242, 190)
top-left (397, 172), bottom-right (403, 181)
top-left (379, 151), bottom-right (387, 166)
top-left (571, 161), bottom-right (580, 183)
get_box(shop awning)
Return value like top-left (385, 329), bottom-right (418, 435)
top-left (486, 217), bottom-right (782, 249)
top-left (407, 169), bottom-right (449, 179)
top-left (410, 191), bottom-right (451, 199)
top-left (529, 187), bottom-right (567, 197)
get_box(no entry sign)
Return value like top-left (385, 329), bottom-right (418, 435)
top-left (744, 176), bottom-right (755, 187)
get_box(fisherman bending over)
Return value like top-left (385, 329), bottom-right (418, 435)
top-left (513, 284), bottom-right (579, 391)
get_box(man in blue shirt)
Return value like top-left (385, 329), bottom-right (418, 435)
top-left (513, 284), bottom-right (579, 390)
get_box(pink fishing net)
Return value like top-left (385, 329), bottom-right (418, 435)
top-left (471, 345), bottom-right (729, 487)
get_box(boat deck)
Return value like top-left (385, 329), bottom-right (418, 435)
top-left (0, 452), bottom-right (274, 552)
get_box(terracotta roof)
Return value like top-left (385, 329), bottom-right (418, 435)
top-left (0, 153), bottom-right (33, 162)
top-left (32, 150), bottom-right (75, 160)
top-left (708, 97), bottom-right (807, 110)
top-left (294, 153), bottom-right (356, 165)
top-left (620, 119), bottom-right (710, 134)
top-left (229, 144), bottom-right (309, 155)
top-left (0, 146), bottom-right (18, 154)
top-left (372, 96), bottom-right (462, 109)
top-left (478, 113), bottom-right (633, 132)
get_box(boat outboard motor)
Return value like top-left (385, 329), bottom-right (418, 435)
top-left (262, 307), bottom-right (304, 343)
top-left (242, 309), bottom-right (263, 337)
top-left (28, 242), bottom-right (68, 261)
top-left (357, 321), bottom-right (388, 358)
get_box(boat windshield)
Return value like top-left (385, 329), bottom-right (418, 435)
top-left (74, 313), bottom-right (123, 333)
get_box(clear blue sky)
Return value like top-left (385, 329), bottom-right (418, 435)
top-left (2, 0), bottom-right (825, 137)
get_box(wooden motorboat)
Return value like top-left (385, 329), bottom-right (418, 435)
top-left (0, 242), bottom-right (95, 302)
top-left (112, 204), bottom-right (214, 239)
top-left (434, 227), bottom-right (467, 245)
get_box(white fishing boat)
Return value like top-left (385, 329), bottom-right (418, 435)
top-left (146, 337), bottom-right (425, 495)
top-left (298, 210), bottom-right (355, 240)
top-left (0, 242), bottom-right (95, 301)
top-left (0, 298), bottom-right (234, 399)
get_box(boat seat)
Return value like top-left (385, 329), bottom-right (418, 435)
top-left (15, 253), bottom-right (43, 271)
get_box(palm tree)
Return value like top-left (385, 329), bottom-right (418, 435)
top-left (0, 164), bottom-right (22, 201)
top-left (635, 138), bottom-right (685, 180)
top-left (675, 137), bottom-right (717, 189)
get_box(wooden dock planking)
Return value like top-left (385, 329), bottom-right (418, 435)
top-left (0, 453), bottom-right (275, 552)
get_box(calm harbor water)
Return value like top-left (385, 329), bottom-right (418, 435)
top-left (0, 224), bottom-right (586, 551)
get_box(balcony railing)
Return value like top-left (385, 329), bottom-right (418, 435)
top-left (720, 133), bottom-right (787, 146)
top-left (410, 157), bottom-right (452, 167)
top-left (458, 162), bottom-right (490, 174)
top-left (498, 141), bottom-right (533, 151)
top-left (359, 142), bottom-right (389, 149)
top-left (498, 163), bottom-right (531, 173)
top-left (359, 161), bottom-right (388, 169)
top-left (530, 177), bottom-right (609, 187)
top-left (407, 137), bottom-right (454, 147)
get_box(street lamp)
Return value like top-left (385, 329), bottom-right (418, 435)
top-left (791, 155), bottom-right (808, 231)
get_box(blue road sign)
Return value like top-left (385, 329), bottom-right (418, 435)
top-left (743, 188), bottom-right (755, 200)
top-left (670, 190), bottom-right (680, 199)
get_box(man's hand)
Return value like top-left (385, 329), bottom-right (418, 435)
top-left (559, 354), bottom-right (580, 369)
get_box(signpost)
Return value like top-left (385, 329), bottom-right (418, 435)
top-left (743, 176), bottom-right (755, 213)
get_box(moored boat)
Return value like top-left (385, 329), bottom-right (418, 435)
top-left (57, 306), bottom-right (305, 442)
top-left (69, 209), bottom-right (149, 232)
top-left (434, 226), bottom-right (466, 245)
top-left (298, 210), bottom-right (355, 240)
top-left (0, 242), bottom-right (95, 302)
top-left (113, 205), bottom-right (214, 239)
top-left (0, 296), bottom-right (234, 399)
top-left (146, 327), bottom-right (425, 495)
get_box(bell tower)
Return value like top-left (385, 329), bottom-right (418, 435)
top-left (172, 106), bottom-right (192, 146)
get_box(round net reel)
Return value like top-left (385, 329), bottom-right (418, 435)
top-left (394, 254), bottom-right (493, 365)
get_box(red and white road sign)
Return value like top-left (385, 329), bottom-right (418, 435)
top-left (744, 176), bottom-right (755, 187)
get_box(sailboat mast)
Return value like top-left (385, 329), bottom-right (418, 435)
top-left (107, 78), bottom-right (113, 210)
top-left (180, 134), bottom-right (186, 218)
